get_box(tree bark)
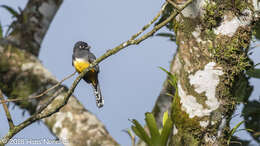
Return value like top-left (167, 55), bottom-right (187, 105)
top-left (153, 0), bottom-right (260, 145)
top-left (0, 0), bottom-right (118, 146)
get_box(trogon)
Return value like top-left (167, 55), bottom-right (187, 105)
top-left (72, 41), bottom-right (104, 108)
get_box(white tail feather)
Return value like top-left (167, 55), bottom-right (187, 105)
top-left (91, 83), bottom-right (104, 108)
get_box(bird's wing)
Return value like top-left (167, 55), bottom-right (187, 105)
top-left (88, 52), bottom-right (99, 72)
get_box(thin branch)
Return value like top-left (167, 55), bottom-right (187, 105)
top-left (0, 89), bottom-right (15, 129)
top-left (130, 2), bottom-right (168, 40)
top-left (36, 86), bottom-right (65, 114)
top-left (134, 0), bottom-right (192, 45)
top-left (0, 71), bottom-right (76, 104)
top-left (166, 0), bottom-right (186, 19)
top-left (166, 0), bottom-right (180, 10)
top-left (0, 0), bottom-right (193, 144)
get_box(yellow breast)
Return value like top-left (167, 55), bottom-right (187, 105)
top-left (73, 59), bottom-right (90, 73)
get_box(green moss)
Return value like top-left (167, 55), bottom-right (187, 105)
top-left (10, 73), bottom-right (41, 108)
top-left (0, 58), bottom-right (9, 72)
top-left (171, 129), bottom-right (200, 146)
top-left (159, 69), bottom-right (203, 143)
top-left (202, 29), bottom-right (216, 42)
top-left (181, 18), bottom-right (198, 34)
top-left (167, 0), bottom-right (253, 145)
top-left (213, 28), bottom-right (251, 81)
top-left (202, 0), bottom-right (251, 31)
top-left (222, 0), bottom-right (249, 15)
top-left (172, 94), bottom-right (200, 130)
top-left (0, 57), bottom-right (10, 92)
top-left (174, 17), bottom-right (200, 39)
top-left (171, 91), bottom-right (203, 144)
top-left (202, 1), bottom-right (224, 29)
top-left (210, 28), bottom-right (252, 109)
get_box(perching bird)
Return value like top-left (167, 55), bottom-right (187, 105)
top-left (72, 41), bottom-right (104, 108)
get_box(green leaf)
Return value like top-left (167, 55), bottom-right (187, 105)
top-left (246, 68), bottom-right (260, 79)
top-left (253, 19), bottom-right (260, 40)
top-left (233, 75), bottom-right (253, 102)
top-left (123, 129), bottom-right (135, 139)
top-left (0, 22), bottom-right (3, 38)
top-left (131, 119), bottom-right (151, 145)
top-left (0, 5), bottom-right (19, 18)
top-left (234, 128), bottom-right (255, 133)
top-left (160, 117), bottom-right (173, 146)
top-left (145, 112), bottom-right (160, 145)
top-left (255, 62), bottom-right (260, 67)
top-left (162, 111), bottom-right (169, 127)
top-left (123, 129), bottom-right (136, 146)
top-left (156, 32), bottom-right (174, 37)
top-left (131, 126), bottom-right (144, 142)
top-left (159, 67), bottom-right (177, 88)
top-left (242, 100), bottom-right (260, 142)
top-left (156, 32), bottom-right (176, 41)
top-left (159, 67), bottom-right (171, 76)
top-left (230, 136), bottom-right (250, 146)
top-left (228, 121), bottom-right (245, 145)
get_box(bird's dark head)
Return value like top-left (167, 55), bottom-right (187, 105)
top-left (74, 41), bottom-right (91, 52)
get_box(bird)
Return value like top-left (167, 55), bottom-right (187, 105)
top-left (72, 41), bottom-right (104, 108)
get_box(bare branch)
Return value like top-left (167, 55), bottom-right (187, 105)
top-left (130, 2), bottom-right (168, 40)
top-left (166, 0), bottom-right (181, 10)
top-left (0, 89), bottom-right (14, 129)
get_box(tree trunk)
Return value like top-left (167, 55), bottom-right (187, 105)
top-left (153, 0), bottom-right (259, 145)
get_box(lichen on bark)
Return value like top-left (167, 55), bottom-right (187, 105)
top-left (159, 0), bottom-right (257, 145)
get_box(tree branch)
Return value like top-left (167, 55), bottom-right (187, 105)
top-left (0, 89), bottom-right (14, 129)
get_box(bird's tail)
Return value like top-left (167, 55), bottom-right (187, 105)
top-left (91, 79), bottom-right (104, 108)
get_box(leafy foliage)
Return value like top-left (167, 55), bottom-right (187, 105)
top-left (230, 136), bottom-right (250, 146)
top-left (130, 112), bottom-right (173, 146)
top-left (228, 121), bottom-right (245, 145)
top-left (243, 100), bottom-right (260, 143)
top-left (159, 67), bottom-right (177, 89)
top-left (160, 111), bottom-right (173, 146)
top-left (0, 5), bottom-right (19, 18)
top-left (0, 5), bottom-right (22, 36)
top-left (246, 68), bottom-right (260, 79)
top-left (253, 19), bottom-right (260, 40)
top-left (123, 129), bottom-right (136, 146)
top-left (233, 74), bottom-right (253, 102)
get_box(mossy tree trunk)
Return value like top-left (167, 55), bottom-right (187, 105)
top-left (153, 0), bottom-right (259, 145)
